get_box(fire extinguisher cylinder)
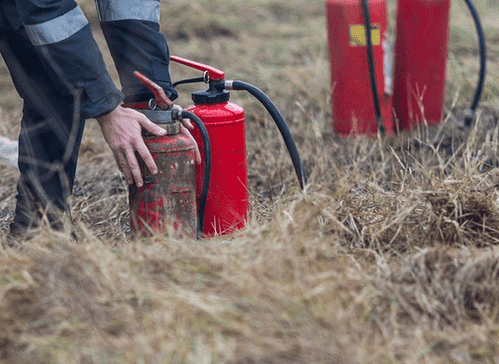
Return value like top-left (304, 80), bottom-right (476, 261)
top-left (393, 0), bottom-right (451, 129)
top-left (128, 109), bottom-right (198, 238)
top-left (186, 84), bottom-right (248, 237)
top-left (326, 0), bottom-right (394, 136)
top-left (127, 72), bottom-right (212, 239)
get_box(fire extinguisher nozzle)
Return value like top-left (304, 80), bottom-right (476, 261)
top-left (171, 108), bottom-right (182, 121)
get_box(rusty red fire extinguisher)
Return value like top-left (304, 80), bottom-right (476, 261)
top-left (326, 0), bottom-right (394, 136)
top-left (126, 71), bottom-right (211, 238)
top-left (393, 0), bottom-right (451, 130)
top-left (170, 56), bottom-right (307, 238)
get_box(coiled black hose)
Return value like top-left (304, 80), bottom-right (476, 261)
top-left (362, 0), bottom-right (384, 135)
top-left (177, 109), bottom-right (211, 237)
top-left (463, 0), bottom-right (487, 128)
top-left (228, 80), bottom-right (307, 190)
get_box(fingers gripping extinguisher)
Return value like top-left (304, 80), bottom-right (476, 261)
top-left (126, 71), bottom-right (211, 238)
top-left (170, 56), bottom-right (307, 238)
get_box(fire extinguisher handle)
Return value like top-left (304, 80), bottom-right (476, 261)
top-left (133, 71), bottom-right (174, 110)
top-left (170, 55), bottom-right (225, 82)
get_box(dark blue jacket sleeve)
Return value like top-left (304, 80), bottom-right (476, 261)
top-left (95, 0), bottom-right (177, 104)
top-left (14, 0), bottom-right (124, 119)
top-left (100, 19), bottom-right (178, 104)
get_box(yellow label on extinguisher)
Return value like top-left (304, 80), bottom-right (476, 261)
top-left (349, 24), bottom-right (381, 46)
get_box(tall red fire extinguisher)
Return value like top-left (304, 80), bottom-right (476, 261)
top-left (170, 56), bottom-right (307, 238)
top-left (393, 0), bottom-right (451, 130)
top-left (170, 56), bottom-right (248, 237)
top-left (326, 0), bottom-right (394, 136)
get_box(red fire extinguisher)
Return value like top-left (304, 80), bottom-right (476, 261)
top-left (169, 56), bottom-right (248, 237)
top-left (326, 0), bottom-right (394, 136)
top-left (392, 0), bottom-right (451, 130)
top-left (170, 56), bottom-right (307, 238)
top-left (126, 71), bottom-right (211, 238)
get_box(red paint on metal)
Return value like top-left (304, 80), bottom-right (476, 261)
top-left (326, 0), bottom-right (394, 136)
top-left (129, 132), bottom-right (197, 238)
top-left (392, 0), bottom-right (450, 129)
top-left (186, 101), bottom-right (248, 237)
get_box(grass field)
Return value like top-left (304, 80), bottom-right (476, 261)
top-left (1, 0), bottom-right (499, 362)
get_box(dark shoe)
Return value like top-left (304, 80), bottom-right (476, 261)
top-left (11, 199), bottom-right (68, 232)
top-left (9, 205), bottom-right (76, 245)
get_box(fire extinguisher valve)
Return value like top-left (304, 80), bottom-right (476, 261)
top-left (139, 109), bottom-right (180, 136)
top-left (192, 80), bottom-right (230, 105)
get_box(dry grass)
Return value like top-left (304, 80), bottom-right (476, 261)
top-left (1, 0), bottom-right (499, 363)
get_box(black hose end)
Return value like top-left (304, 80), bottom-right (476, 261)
top-left (464, 109), bottom-right (475, 128)
top-left (376, 116), bottom-right (385, 136)
top-left (464, 117), bottom-right (472, 128)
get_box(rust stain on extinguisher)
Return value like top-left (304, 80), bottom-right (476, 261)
top-left (128, 112), bottom-right (197, 238)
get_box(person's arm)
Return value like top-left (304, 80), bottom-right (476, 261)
top-left (15, 0), bottom-right (165, 185)
top-left (96, 0), bottom-right (178, 104)
top-left (16, 0), bottom-right (123, 119)
top-left (96, 0), bottom-right (202, 172)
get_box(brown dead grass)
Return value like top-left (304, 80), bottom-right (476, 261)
top-left (1, 0), bottom-right (499, 363)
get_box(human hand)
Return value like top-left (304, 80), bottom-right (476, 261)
top-left (97, 105), bottom-right (166, 187)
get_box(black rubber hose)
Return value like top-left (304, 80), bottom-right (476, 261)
top-left (179, 110), bottom-right (211, 237)
top-left (173, 77), bottom-right (206, 88)
top-left (229, 80), bottom-right (307, 190)
top-left (362, 0), bottom-right (384, 135)
top-left (463, 0), bottom-right (487, 128)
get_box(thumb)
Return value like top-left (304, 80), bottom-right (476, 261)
top-left (139, 116), bottom-right (167, 136)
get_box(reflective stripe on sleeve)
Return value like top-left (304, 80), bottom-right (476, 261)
top-left (95, 0), bottom-right (160, 23)
top-left (24, 6), bottom-right (89, 46)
